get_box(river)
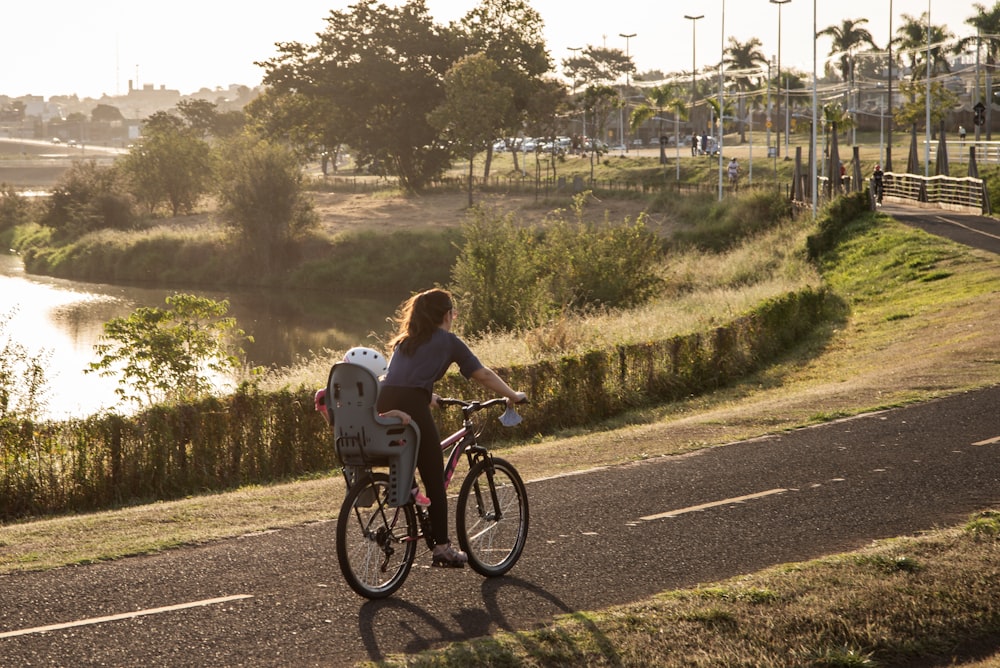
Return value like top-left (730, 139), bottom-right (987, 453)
top-left (0, 253), bottom-right (403, 419)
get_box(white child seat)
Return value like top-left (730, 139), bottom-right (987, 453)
top-left (326, 362), bottom-right (420, 507)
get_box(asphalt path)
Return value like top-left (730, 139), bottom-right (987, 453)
top-left (0, 385), bottom-right (998, 666)
top-left (881, 202), bottom-right (1000, 255)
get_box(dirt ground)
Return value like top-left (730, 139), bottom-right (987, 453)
top-left (308, 189), bottom-right (664, 235)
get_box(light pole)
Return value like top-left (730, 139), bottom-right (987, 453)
top-left (770, 0), bottom-right (791, 159)
top-left (718, 0), bottom-right (725, 202)
top-left (568, 46), bottom-right (584, 146)
top-left (887, 0), bottom-right (894, 170)
top-left (619, 32), bottom-right (636, 152)
top-left (684, 15), bottom-right (703, 149)
top-left (925, 0), bottom-right (931, 177)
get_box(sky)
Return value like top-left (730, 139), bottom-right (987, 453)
top-left (1, 0), bottom-right (983, 100)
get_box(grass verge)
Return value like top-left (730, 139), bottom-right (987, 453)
top-left (365, 510), bottom-right (1000, 668)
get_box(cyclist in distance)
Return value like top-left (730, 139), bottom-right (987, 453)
top-left (377, 288), bottom-right (527, 568)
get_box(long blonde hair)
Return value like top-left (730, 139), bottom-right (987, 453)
top-left (387, 288), bottom-right (453, 355)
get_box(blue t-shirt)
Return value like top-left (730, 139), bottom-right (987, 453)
top-left (382, 328), bottom-right (483, 395)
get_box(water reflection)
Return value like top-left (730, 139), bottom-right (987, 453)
top-left (0, 253), bottom-right (402, 419)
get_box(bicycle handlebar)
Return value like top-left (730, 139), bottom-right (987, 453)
top-left (436, 396), bottom-right (527, 412)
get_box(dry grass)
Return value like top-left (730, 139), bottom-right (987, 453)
top-left (368, 512), bottom-right (1000, 668)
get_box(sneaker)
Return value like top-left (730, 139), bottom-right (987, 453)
top-left (431, 543), bottom-right (467, 568)
top-left (412, 486), bottom-right (431, 507)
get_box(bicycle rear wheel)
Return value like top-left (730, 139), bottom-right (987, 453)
top-left (456, 457), bottom-right (529, 577)
top-left (336, 472), bottom-right (417, 599)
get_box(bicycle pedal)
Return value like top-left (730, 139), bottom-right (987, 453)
top-left (431, 557), bottom-right (466, 569)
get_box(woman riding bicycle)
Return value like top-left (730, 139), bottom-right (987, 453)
top-left (377, 288), bottom-right (527, 568)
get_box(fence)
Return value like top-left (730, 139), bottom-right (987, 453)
top-left (875, 172), bottom-right (990, 214)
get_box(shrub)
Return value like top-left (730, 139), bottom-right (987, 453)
top-left (451, 192), bottom-right (664, 336)
top-left (450, 205), bottom-right (548, 333)
top-left (41, 160), bottom-right (136, 239)
top-left (85, 294), bottom-right (252, 407)
top-left (215, 134), bottom-right (317, 273)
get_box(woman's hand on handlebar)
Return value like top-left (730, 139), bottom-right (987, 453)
top-left (507, 392), bottom-right (527, 408)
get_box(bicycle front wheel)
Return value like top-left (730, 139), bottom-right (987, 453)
top-left (456, 457), bottom-right (529, 577)
top-left (336, 472), bottom-right (417, 599)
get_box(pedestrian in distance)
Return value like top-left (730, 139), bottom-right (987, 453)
top-left (872, 164), bottom-right (884, 205)
top-left (728, 157), bottom-right (739, 190)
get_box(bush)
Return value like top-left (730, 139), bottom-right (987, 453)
top-left (451, 192), bottom-right (664, 335)
top-left (450, 205), bottom-right (548, 333)
top-left (215, 134), bottom-right (317, 273)
top-left (41, 160), bottom-right (136, 239)
top-left (0, 185), bottom-right (35, 233)
top-left (668, 189), bottom-right (794, 252)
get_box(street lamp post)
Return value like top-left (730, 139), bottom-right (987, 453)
top-left (684, 15), bottom-right (703, 150)
top-left (770, 0), bottom-right (791, 159)
top-left (925, 0), bottom-right (931, 177)
top-left (718, 0), bottom-right (726, 202)
top-left (568, 46), bottom-right (584, 146)
top-left (619, 32), bottom-right (636, 152)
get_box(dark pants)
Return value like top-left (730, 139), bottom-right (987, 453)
top-left (377, 385), bottom-right (450, 545)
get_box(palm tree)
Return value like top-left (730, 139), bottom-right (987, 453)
top-left (818, 18), bottom-right (878, 83)
top-left (722, 37), bottom-right (768, 143)
top-left (893, 13), bottom-right (955, 82)
top-left (958, 2), bottom-right (1000, 139)
top-left (630, 84), bottom-right (686, 164)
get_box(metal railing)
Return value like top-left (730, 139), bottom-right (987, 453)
top-left (873, 172), bottom-right (990, 214)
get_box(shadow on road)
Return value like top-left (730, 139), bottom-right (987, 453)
top-left (357, 575), bottom-right (619, 663)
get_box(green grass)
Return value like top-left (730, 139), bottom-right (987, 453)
top-left (365, 512), bottom-right (1000, 668)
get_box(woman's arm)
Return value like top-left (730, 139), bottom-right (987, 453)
top-left (470, 367), bottom-right (526, 405)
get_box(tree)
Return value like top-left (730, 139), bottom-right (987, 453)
top-left (630, 84), bottom-right (686, 164)
top-left (581, 85), bottom-right (619, 180)
top-left (723, 37), bottom-right (769, 143)
top-left (893, 80), bottom-right (960, 131)
top-left (258, 0), bottom-right (459, 192)
top-left (245, 89), bottom-right (346, 173)
top-left (894, 13), bottom-right (954, 82)
top-left (457, 0), bottom-right (551, 179)
top-left (565, 46), bottom-right (631, 87)
top-left (429, 54), bottom-right (513, 207)
top-left (42, 160), bottom-right (135, 238)
top-left (86, 294), bottom-right (250, 407)
top-left (215, 133), bottom-right (317, 273)
top-left (119, 121), bottom-right (212, 216)
top-left (959, 2), bottom-right (1000, 139)
top-left (91, 104), bottom-right (125, 123)
top-left (0, 309), bottom-right (49, 422)
top-left (818, 18), bottom-right (878, 83)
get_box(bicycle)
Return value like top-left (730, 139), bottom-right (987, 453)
top-left (334, 395), bottom-right (529, 599)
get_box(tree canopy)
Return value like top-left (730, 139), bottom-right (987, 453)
top-left (256, 0), bottom-right (460, 192)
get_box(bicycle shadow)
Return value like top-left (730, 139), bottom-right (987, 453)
top-left (357, 576), bottom-right (622, 664)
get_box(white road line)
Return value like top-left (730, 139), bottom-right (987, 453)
top-left (639, 488), bottom-right (789, 522)
top-left (972, 436), bottom-right (1000, 446)
top-left (936, 215), bottom-right (1000, 241)
top-left (0, 595), bottom-right (253, 639)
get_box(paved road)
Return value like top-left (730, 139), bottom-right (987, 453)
top-left (881, 202), bottom-right (1000, 255)
top-left (1, 386), bottom-right (997, 666)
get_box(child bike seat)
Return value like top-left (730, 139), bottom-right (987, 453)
top-left (327, 362), bottom-right (420, 507)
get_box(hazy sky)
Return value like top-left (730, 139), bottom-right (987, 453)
top-left (2, 1), bottom-right (982, 100)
